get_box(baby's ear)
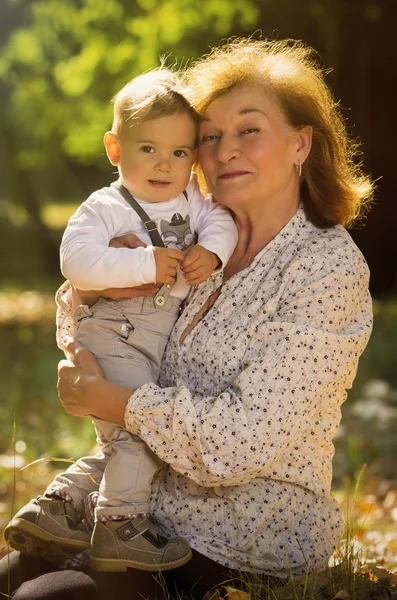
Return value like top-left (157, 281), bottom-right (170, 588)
top-left (104, 132), bottom-right (121, 166)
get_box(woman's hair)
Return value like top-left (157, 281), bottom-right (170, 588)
top-left (112, 68), bottom-right (199, 139)
top-left (185, 38), bottom-right (374, 228)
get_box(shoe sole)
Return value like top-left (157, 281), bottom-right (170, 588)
top-left (90, 548), bottom-right (193, 572)
top-left (4, 519), bottom-right (91, 561)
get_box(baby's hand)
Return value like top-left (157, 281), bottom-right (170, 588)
top-left (154, 247), bottom-right (185, 285)
top-left (180, 245), bottom-right (220, 286)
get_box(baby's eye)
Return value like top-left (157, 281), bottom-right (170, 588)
top-left (174, 149), bottom-right (187, 157)
top-left (141, 146), bottom-right (155, 153)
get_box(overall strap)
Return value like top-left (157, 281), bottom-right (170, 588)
top-left (112, 180), bottom-right (165, 248)
top-left (111, 180), bottom-right (181, 309)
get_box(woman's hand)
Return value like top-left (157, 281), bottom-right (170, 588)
top-left (57, 338), bottom-right (132, 425)
top-left (71, 233), bottom-right (159, 307)
top-left (57, 338), bottom-right (104, 417)
top-left (109, 233), bottom-right (146, 250)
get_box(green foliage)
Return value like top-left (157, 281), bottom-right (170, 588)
top-left (0, 0), bottom-right (258, 168)
top-left (332, 300), bottom-right (397, 484)
top-left (0, 319), bottom-right (96, 461)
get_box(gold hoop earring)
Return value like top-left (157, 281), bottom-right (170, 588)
top-left (296, 163), bottom-right (302, 177)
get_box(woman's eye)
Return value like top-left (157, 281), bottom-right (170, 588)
top-left (174, 149), bottom-right (187, 157)
top-left (200, 134), bottom-right (220, 143)
top-left (242, 128), bottom-right (260, 135)
top-left (141, 146), bottom-right (155, 153)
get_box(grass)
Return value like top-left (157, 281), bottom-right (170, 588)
top-left (1, 454), bottom-right (396, 599)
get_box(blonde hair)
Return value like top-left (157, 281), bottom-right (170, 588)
top-left (112, 68), bottom-right (199, 138)
top-left (185, 38), bottom-right (374, 228)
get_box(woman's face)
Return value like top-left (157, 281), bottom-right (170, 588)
top-left (198, 85), bottom-right (303, 212)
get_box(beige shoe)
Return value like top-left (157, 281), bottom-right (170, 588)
top-left (4, 496), bottom-right (91, 562)
top-left (90, 517), bottom-right (192, 572)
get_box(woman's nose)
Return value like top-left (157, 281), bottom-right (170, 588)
top-left (216, 134), bottom-right (239, 163)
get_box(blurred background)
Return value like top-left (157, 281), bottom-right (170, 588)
top-left (0, 0), bottom-right (396, 562)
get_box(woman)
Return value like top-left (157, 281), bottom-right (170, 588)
top-left (1, 38), bottom-right (373, 599)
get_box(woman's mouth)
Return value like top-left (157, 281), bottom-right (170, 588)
top-left (148, 180), bottom-right (171, 188)
top-left (218, 171), bottom-right (250, 180)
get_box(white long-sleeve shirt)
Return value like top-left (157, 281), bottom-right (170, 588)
top-left (57, 205), bottom-right (372, 575)
top-left (60, 174), bottom-right (238, 298)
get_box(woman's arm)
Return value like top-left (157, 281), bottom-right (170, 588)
top-left (72, 284), bottom-right (160, 308)
top-left (56, 232), bottom-right (161, 350)
top-left (73, 233), bottom-right (160, 306)
top-left (61, 199), bottom-right (158, 290)
top-left (58, 248), bottom-right (372, 489)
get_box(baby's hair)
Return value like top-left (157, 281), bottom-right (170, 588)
top-left (112, 68), bottom-right (199, 139)
top-left (185, 38), bottom-right (374, 228)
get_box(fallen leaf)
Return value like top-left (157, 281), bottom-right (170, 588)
top-left (203, 586), bottom-right (250, 600)
top-left (225, 587), bottom-right (251, 600)
top-left (371, 567), bottom-right (395, 583)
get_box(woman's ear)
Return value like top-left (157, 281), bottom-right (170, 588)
top-left (104, 132), bottom-right (121, 166)
top-left (295, 125), bottom-right (313, 166)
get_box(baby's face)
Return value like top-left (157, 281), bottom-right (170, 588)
top-left (118, 112), bottom-right (196, 202)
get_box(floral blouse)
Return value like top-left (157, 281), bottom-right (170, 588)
top-left (57, 205), bottom-right (373, 576)
top-left (124, 206), bottom-right (372, 576)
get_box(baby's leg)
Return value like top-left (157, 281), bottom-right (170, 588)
top-left (45, 296), bottom-right (168, 515)
top-left (76, 297), bottom-right (191, 571)
top-left (43, 351), bottom-right (160, 517)
top-left (75, 296), bottom-right (179, 519)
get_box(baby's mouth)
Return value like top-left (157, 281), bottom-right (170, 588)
top-left (148, 180), bottom-right (171, 187)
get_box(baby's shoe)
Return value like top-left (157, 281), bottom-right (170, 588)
top-left (4, 495), bottom-right (91, 562)
top-left (90, 516), bottom-right (192, 572)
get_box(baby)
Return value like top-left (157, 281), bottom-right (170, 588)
top-left (5, 69), bottom-right (237, 572)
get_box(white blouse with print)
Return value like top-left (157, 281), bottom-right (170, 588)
top-left (57, 205), bottom-right (373, 576)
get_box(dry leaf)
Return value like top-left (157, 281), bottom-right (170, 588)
top-left (371, 567), bottom-right (395, 583)
top-left (203, 586), bottom-right (250, 600)
top-left (224, 587), bottom-right (251, 600)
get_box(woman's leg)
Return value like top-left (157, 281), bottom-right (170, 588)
top-left (0, 550), bottom-right (163, 600)
top-left (0, 550), bottom-right (56, 597)
top-left (0, 547), bottom-right (274, 600)
top-left (12, 568), bottom-right (161, 600)
top-left (12, 569), bottom-right (98, 600)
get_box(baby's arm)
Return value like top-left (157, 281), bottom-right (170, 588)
top-left (61, 192), bottom-right (158, 290)
top-left (180, 244), bottom-right (220, 286)
top-left (186, 175), bottom-right (238, 273)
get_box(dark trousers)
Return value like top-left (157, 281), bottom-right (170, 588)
top-left (0, 549), bottom-right (264, 600)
